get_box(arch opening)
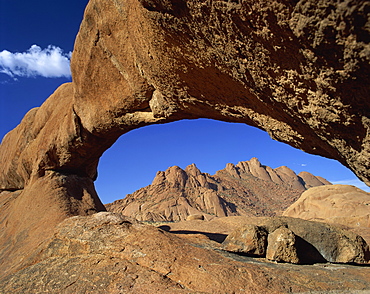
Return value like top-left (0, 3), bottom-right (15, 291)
top-left (95, 118), bottom-right (369, 205)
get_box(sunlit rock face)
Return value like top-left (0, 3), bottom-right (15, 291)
top-left (0, 0), bottom-right (369, 283)
top-left (283, 184), bottom-right (370, 228)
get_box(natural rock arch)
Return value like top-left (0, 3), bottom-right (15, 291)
top-left (0, 0), bottom-right (369, 278)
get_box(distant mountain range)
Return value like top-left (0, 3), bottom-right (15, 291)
top-left (106, 158), bottom-right (331, 221)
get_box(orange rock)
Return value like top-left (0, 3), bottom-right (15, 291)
top-left (283, 185), bottom-right (370, 228)
top-left (223, 224), bottom-right (268, 256)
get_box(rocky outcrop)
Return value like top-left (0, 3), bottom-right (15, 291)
top-left (0, 0), bottom-right (370, 289)
top-left (283, 184), bottom-right (370, 248)
top-left (222, 217), bottom-right (370, 264)
top-left (283, 184), bottom-right (370, 228)
top-left (219, 157), bottom-right (331, 190)
top-left (106, 158), bottom-right (330, 221)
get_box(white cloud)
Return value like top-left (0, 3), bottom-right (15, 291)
top-left (330, 178), bottom-right (370, 192)
top-left (0, 45), bottom-right (71, 79)
top-left (301, 163), bottom-right (307, 167)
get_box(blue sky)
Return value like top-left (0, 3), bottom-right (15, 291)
top-left (1, 0), bottom-right (369, 204)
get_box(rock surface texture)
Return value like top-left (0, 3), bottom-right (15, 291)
top-left (0, 0), bottom-right (370, 292)
top-left (106, 158), bottom-right (330, 221)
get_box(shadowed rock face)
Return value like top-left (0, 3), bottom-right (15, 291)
top-left (0, 0), bottom-right (370, 283)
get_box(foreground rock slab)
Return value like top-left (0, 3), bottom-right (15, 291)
top-left (1, 212), bottom-right (370, 294)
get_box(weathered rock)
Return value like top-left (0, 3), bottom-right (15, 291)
top-left (106, 158), bottom-right (330, 221)
top-left (69, 0), bottom-right (370, 189)
top-left (298, 171), bottom-right (331, 189)
top-left (266, 227), bottom-right (300, 264)
top-left (283, 184), bottom-right (370, 253)
top-left (283, 184), bottom-right (370, 228)
top-left (2, 212), bottom-right (370, 294)
top-left (0, 170), bottom-right (105, 280)
top-left (223, 224), bottom-right (268, 256)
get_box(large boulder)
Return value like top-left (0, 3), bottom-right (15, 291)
top-left (266, 227), bottom-right (300, 264)
top-left (223, 224), bottom-right (268, 256)
top-left (186, 214), bottom-right (205, 221)
top-left (222, 217), bottom-right (370, 264)
top-left (265, 217), bottom-right (370, 264)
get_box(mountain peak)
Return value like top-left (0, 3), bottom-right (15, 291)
top-left (249, 157), bottom-right (262, 166)
top-left (107, 158), bottom-right (331, 222)
top-left (185, 163), bottom-right (201, 176)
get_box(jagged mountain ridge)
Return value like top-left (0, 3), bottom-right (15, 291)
top-left (106, 158), bottom-right (331, 221)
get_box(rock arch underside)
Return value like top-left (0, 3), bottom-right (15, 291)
top-left (1, 0), bottom-right (370, 292)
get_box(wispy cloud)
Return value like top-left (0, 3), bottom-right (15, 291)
top-left (0, 45), bottom-right (71, 79)
top-left (330, 178), bottom-right (370, 192)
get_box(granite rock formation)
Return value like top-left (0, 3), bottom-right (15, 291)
top-left (223, 224), bottom-right (268, 256)
top-left (283, 184), bottom-right (370, 247)
top-left (106, 157), bottom-right (331, 221)
top-left (0, 0), bottom-right (370, 291)
top-left (1, 0), bottom-right (370, 193)
top-left (266, 226), bottom-right (301, 264)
